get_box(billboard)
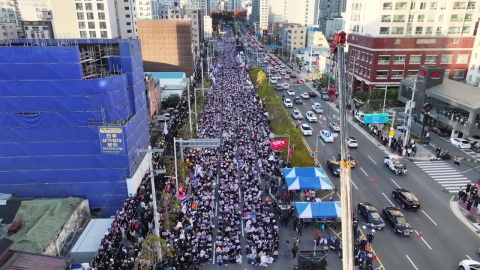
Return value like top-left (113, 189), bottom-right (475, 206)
top-left (99, 127), bottom-right (126, 154)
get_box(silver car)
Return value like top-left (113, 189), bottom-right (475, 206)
top-left (291, 109), bottom-right (303, 120)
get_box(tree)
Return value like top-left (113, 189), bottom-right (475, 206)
top-left (161, 94), bottom-right (180, 109)
top-left (157, 190), bottom-right (181, 230)
top-left (232, 9), bottom-right (247, 20)
top-left (138, 234), bottom-right (176, 270)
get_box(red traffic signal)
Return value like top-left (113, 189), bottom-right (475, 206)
top-left (423, 103), bottom-right (433, 111)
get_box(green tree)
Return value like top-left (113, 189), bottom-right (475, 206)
top-left (158, 190), bottom-right (181, 230)
top-left (138, 234), bottom-right (176, 270)
top-left (161, 94), bottom-right (180, 109)
top-left (295, 57), bottom-right (301, 67)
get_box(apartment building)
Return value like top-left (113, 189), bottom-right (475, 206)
top-left (137, 0), bottom-right (161, 20)
top-left (250, 0), bottom-right (259, 24)
top-left (268, 0), bottom-right (320, 27)
top-left (169, 7), bottom-right (202, 57)
top-left (204, 15), bottom-right (212, 39)
top-left (344, 0), bottom-right (480, 91)
top-left (466, 32), bottom-right (480, 87)
top-left (190, 0), bottom-right (209, 17)
top-left (22, 20), bottom-right (54, 39)
top-left (259, 0), bottom-right (268, 31)
top-left (318, 0), bottom-right (346, 18)
top-left (318, 17), bottom-right (343, 40)
top-left (307, 30), bottom-right (329, 48)
top-left (283, 24), bottom-right (307, 52)
top-left (0, 21), bottom-right (17, 39)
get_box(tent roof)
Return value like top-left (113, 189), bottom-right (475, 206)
top-left (285, 176), bottom-right (333, 190)
top-left (295, 202), bottom-right (342, 219)
top-left (282, 167), bottom-right (327, 178)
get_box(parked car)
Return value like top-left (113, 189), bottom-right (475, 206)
top-left (429, 127), bottom-right (449, 137)
top-left (450, 138), bottom-right (471, 149)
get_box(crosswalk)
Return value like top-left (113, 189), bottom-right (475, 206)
top-left (414, 161), bottom-right (470, 193)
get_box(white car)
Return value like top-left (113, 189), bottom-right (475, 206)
top-left (285, 75), bottom-right (290, 79)
top-left (450, 138), bottom-right (471, 149)
top-left (291, 109), bottom-right (303, 120)
top-left (280, 64), bottom-right (285, 68)
top-left (305, 111), bottom-right (317, 122)
top-left (301, 92), bottom-right (310, 99)
top-left (320, 130), bottom-right (334, 142)
top-left (282, 83), bottom-right (289, 90)
top-left (274, 75), bottom-right (282, 80)
top-left (300, 124), bottom-right (313, 136)
top-left (312, 103), bottom-right (323, 114)
top-left (459, 260), bottom-right (480, 270)
top-left (270, 78), bottom-right (277, 84)
top-left (346, 137), bottom-right (358, 148)
top-left (287, 89), bottom-right (295, 96)
top-left (283, 98), bottom-right (293, 108)
top-left (329, 122), bottom-right (341, 132)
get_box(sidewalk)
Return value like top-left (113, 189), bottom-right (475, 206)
top-left (452, 199), bottom-right (480, 234)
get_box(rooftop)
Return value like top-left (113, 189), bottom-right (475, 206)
top-left (426, 79), bottom-right (480, 109)
top-left (147, 72), bottom-right (186, 79)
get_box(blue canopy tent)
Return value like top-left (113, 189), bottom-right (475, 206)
top-left (285, 176), bottom-right (333, 190)
top-left (294, 202), bottom-right (342, 219)
top-left (282, 167), bottom-right (327, 178)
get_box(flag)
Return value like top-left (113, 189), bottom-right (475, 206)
top-left (176, 194), bottom-right (190, 203)
top-left (193, 178), bottom-right (199, 188)
top-left (164, 122), bottom-right (168, 135)
top-left (288, 147), bottom-right (293, 158)
top-left (270, 140), bottom-right (288, 150)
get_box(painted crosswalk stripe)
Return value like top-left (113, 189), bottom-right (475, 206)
top-left (414, 160), bottom-right (470, 193)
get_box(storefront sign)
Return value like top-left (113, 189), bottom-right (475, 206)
top-left (99, 127), bottom-right (125, 154)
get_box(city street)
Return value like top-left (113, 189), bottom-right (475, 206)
top-left (274, 84), bottom-right (480, 269)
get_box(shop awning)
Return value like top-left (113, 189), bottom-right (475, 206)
top-left (295, 202), bottom-right (342, 219)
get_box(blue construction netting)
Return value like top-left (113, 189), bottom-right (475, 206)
top-left (0, 39), bottom-right (150, 216)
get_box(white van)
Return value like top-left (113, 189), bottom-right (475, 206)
top-left (354, 111), bottom-right (365, 124)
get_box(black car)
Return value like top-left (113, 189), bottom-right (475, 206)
top-left (382, 206), bottom-right (413, 236)
top-left (308, 91), bottom-right (317, 97)
top-left (428, 127), bottom-right (449, 137)
top-left (294, 96), bottom-right (303, 104)
top-left (290, 74), bottom-right (297, 78)
top-left (357, 202), bottom-right (385, 230)
top-left (326, 160), bottom-right (340, 176)
top-left (392, 189), bottom-right (420, 209)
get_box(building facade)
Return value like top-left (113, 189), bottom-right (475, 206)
top-left (190, 0), bottom-right (209, 17)
top-left (145, 74), bottom-right (161, 118)
top-left (169, 7), bottom-right (202, 57)
top-left (137, 0), bottom-right (161, 20)
top-left (250, 0), bottom-right (259, 25)
top-left (258, 0), bottom-right (269, 31)
top-left (307, 30), bottom-right (329, 48)
top-left (347, 35), bottom-right (475, 91)
top-left (0, 39), bottom-right (150, 216)
top-left (318, 17), bottom-right (343, 40)
top-left (137, 20), bottom-right (195, 75)
top-left (204, 15), bottom-right (213, 39)
top-left (318, 0), bottom-right (345, 18)
top-left (267, 0), bottom-right (320, 27)
top-left (22, 20), bottom-right (54, 39)
top-left (283, 24), bottom-right (307, 52)
top-left (466, 31), bottom-right (480, 87)
top-left (0, 22), bottom-right (18, 39)
top-left (49, 0), bottom-right (137, 39)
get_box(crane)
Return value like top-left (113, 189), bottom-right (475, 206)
top-left (331, 31), bottom-right (356, 270)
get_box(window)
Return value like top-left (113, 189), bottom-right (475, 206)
top-left (85, 3), bottom-right (92, 10)
top-left (450, 14), bottom-right (464, 22)
top-left (438, 14), bottom-right (444, 22)
top-left (426, 27), bottom-right (433, 34)
top-left (409, 55), bottom-right (421, 64)
top-left (408, 14), bottom-right (414, 22)
top-left (471, 65), bottom-right (476, 70)
top-left (381, 15), bottom-right (391, 22)
top-left (78, 22), bottom-right (86, 29)
top-left (417, 15), bottom-right (425, 22)
top-left (436, 27), bottom-right (442, 34)
top-left (98, 12), bottom-right (105, 20)
top-left (126, 14), bottom-right (131, 18)
top-left (407, 27), bottom-right (412, 34)
top-left (391, 71), bottom-right (404, 78)
top-left (125, 6), bottom-right (130, 10)
top-left (97, 3), bottom-right (104, 10)
top-left (440, 54), bottom-right (453, 63)
top-left (100, 31), bottom-right (108, 38)
top-left (415, 27), bottom-right (423, 34)
top-left (89, 31), bottom-right (96, 38)
top-left (80, 31), bottom-right (87, 38)
top-left (453, 70), bottom-right (466, 79)
top-left (127, 29), bottom-right (132, 33)
top-left (99, 22), bottom-right (106, 29)
top-left (88, 22), bottom-right (95, 29)
top-left (457, 54), bottom-right (469, 64)
top-left (465, 14), bottom-right (473, 22)
top-left (453, 1), bottom-right (467, 9)
top-left (425, 55), bottom-right (437, 64)
top-left (76, 3), bottom-right (83, 10)
top-left (378, 55), bottom-right (390, 64)
top-left (86, 12), bottom-right (94, 20)
top-left (427, 15), bottom-right (435, 22)
top-left (376, 71), bottom-right (388, 79)
top-left (463, 26), bottom-right (471, 34)
top-left (410, 2), bottom-right (416, 9)
top-left (430, 2), bottom-right (437, 9)
top-left (392, 27), bottom-right (404, 34)
top-left (77, 12), bottom-right (84, 20)
top-left (383, 2), bottom-right (393, 9)
top-left (393, 15), bottom-right (405, 22)
top-left (401, 85), bottom-right (414, 99)
top-left (407, 70), bottom-right (418, 76)
top-left (448, 27), bottom-right (461, 34)
top-left (395, 2), bottom-right (407, 9)
top-left (394, 56), bottom-right (406, 64)
top-left (468, 2), bottom-right (476, 9)
top-left (420, 2), bottom-right (426, 9)
top-left (126, 22), bottom-right (131, 25)
top-left (394, 38), bottom-right (401, 44)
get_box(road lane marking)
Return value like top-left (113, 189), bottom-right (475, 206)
top-left (360, 167), bottom-right (368, 176)
top-left (382, 193), bottom-right (396, 207)
top-left (467, 255), bottom-right (472, 260)
top-left (405, 255), bottom-right (419, 270)
top-left (318, 115), bottom-right (326, 121)
top-left (351, 180), bottom-right (359, 190)
top-left (333, 115), bottom-right (340, 120)
top-left (414, 230), bottom-right (432, 249)
top-left (421, 210), bottom-right (437, 226)
top-left (327, 115), bottom-right (331, 119)
top-left (390, 179), bottom-right (401, 188)
top-left (367, 155), bottom-right (377, 164)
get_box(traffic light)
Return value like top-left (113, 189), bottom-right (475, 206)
top-left (423, 103), bottom-right (432, 111)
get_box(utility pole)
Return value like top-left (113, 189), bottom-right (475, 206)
top-left (309, 47), bottom-right (313, 72)
top-left (194, 87), bottom-right (198, 131)
top-left (333, 32), bottom-right (355, 270)
top-left (135, 146), bottom-right (163, 260)
top-left (187, 78), bottom-right (193, 136)
top-left (382, 86), bottom-right (388, 113)
top-left (201, 56), bottom-right (205, 97)
top-left (389, 111), bottom-right (396, 148)
top-left (403, 80), bottom-right (416, 148)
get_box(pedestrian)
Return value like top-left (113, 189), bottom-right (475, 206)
top-left (293, 216), bottom-right (298, 231)
top-left (467, 198), bottom-right (473, 211)
top-left (367, 232), bottom-right (374, 244)
top-left (284, 240), bottom-right (290, 257)
top-left (292, 245), bottom-right (298, 259)
top-left (296, 222), bottom-right (302, 236)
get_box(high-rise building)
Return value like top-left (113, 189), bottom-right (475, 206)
top-left (282, 24), bottom-right (307, 52)
top-left (137, 0), bottom-right (162, 20)
top-left (0, 39), bottom-right (150, 216)
top-left (250, 0), bottom-right (260, 24)
top-left (50, 0), bottom-right (138, 39)
top-left (318, 0), bottom-right (345, 19)
top-left (344, 0), bottom-right (480, 91)
top-left (190, 0), bottom-right (209, 17)
top-left (210, 0), bottom-right (220, 13)
top-left (267, 0), bottom-right (320, 29)
top-left (258, 0), bottom-right (268, 31)
top-left (169, 7), bottom-right (203, 57)
top-left (466, 32), bottom-right (480, 87)
top-left (307, 30), bottom-right (329, 48)
top-left (204, 15), bottom-right (213, 39)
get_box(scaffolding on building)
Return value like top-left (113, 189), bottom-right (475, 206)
top-left (79, 42), bottom-right (121, 80)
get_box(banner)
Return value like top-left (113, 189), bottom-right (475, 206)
top-left (270, 139), bottom-right (288, 150)
top-left (98, 127), bottom-right (125, 154)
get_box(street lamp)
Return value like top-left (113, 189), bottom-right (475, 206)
top-left (269, 132), bottom-right (291, 165)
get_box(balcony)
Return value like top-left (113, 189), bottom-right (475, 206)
top-left (393, 60), bottom-right (405, 64)
top-left (425, 60), bottom-right (436, 64)
top-left (376, 72), bottom-right (388, 79)
top-left (378, 59), bottom-right (390, 64)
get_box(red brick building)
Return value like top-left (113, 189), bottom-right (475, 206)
top-left (346, 35), bottom-right (475, 91)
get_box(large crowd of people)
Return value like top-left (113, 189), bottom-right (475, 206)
top-left (90, 26), bottom-right (286, 269)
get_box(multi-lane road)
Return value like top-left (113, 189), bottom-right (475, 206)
top-left (275, 83), bottom-right (480, 269)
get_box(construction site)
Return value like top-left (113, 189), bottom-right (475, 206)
top-left (0, 38), bottom-right (151, 216)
